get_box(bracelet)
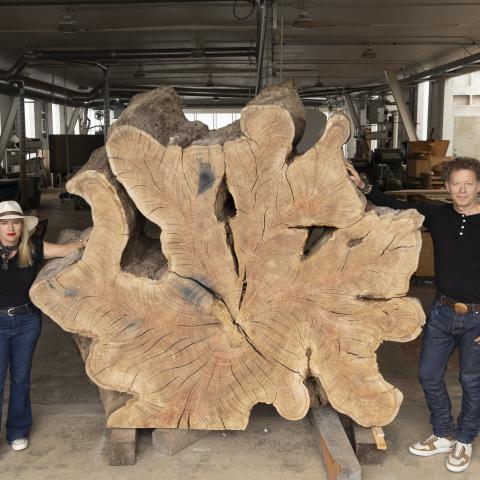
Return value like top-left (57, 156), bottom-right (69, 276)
top-left (359, 182), bottom-right (372, 195)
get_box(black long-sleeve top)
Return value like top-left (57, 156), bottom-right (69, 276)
top-left (366, 188), bottom-right (480, 303)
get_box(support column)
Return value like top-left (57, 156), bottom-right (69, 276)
top-left (385, 70), bottom-right (419, 142)
top-left (344, 94), bottom-right (361, 129)
top-left (428, 79), bottom-right (445, 141)
top-left (34, 100), bottom-right (45, 146)
top-left (67, 107), bottom-right (81, 134)
top-left (104, 69), bottom-right (110, 140)
top-left (18, 84), bottom-right (28, 208)
top-left (0, 96), bottom-right (18, 162)
top-left (442, 78), bottom-right (454, 155)
top-left (344, 94), bottom-right (369, 160)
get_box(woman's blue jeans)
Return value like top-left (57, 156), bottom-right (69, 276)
top-left (0, 309), bottom-right (42, 443)
top-left (419, 300), bottom-right (480, 444)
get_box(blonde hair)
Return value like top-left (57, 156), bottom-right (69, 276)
top-left (17, 220), bottom-right (34, 268)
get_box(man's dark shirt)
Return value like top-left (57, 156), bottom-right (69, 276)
top-left (367, 188), bottom-right (480, 303)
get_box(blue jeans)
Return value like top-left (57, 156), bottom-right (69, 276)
top-left (0, 309), bottom-right (42, 443)
top-left (419, 300), bottom-right (480, 444)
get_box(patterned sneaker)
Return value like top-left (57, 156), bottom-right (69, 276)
top-left (11, 438), bottom-right (28, 451)
top-left (446, 441), bottom-right (472, 473)
top-left (409, 434), bottom-right (455, 456)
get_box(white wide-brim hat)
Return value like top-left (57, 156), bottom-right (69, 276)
top-left (0, 200), bottom-right (38, 232)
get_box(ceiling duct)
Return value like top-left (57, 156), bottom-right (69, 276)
top-left (32, 47), bottom-right (256, 62)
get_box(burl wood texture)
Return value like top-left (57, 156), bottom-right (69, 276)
top-left (30, 86), bottom-right (425, 430)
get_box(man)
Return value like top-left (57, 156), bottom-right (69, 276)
top-left (347, 157), bottom-right (480, 473)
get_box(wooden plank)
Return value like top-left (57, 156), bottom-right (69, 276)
top-left (308, 407), bottom-right (361, 480)
top-left (372, 426), bottom-right (387, 450)
top-left (152, 429), bottom-right (211, 456)
top-left (109, 428), bottom-right (137, 466)
top-left (306, 376), bottom-right (329, 408)
top-left (351, 422), bottom-right (386, 465)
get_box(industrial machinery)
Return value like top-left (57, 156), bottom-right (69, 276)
top-left (370, 148), bottom-right (404, 191)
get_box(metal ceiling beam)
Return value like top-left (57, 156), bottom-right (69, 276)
top-left (33, 47), bottom-right (256, 62)
top-left (0, 0), bottom-right (239, 4)
top-left (404, 51), bottom-right (480, 83)
top-left (0, 47), bottom-right (256, 83)
top-left (17, 84), bottom-right (28, 209)
top-left (0, 57), bottom-right (30, 80)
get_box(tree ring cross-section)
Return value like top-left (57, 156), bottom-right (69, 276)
top-left (30, 84), bottom-right (425, 430)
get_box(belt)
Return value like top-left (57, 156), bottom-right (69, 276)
top-left (435, 291), bottom-right (480, 315)
top-left (0, 302), bottom-right (37, 317)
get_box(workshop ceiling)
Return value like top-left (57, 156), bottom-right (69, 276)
top-left (1, 0), bottom-right (480, 105)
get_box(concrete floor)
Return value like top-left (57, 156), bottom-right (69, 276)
top-left (1, 190), bottom-right (478, 479)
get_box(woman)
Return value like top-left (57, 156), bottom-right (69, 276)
top-left (0, 200), bottom-right (87, 451)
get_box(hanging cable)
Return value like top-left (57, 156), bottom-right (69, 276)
top-left (255, 0), bottom-right (268, 94)
top-left (279, 0), bottom-right (285, 82)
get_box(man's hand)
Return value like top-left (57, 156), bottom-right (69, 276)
top-left (474, 336), bottom-right (480, 344)
top-left (345, 161), bottom-right (366, 190)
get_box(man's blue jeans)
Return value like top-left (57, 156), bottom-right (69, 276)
top-left (0, 309), bottom-right (42, 443)
top-left (419, 300), bottom-right (480, 444)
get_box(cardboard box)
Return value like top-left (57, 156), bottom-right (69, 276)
top-left (409, 140), bottom-right (432, 154)
top-left (407, 157), bottom-right (431, 177)
top-left (409, 139), bottom-right (450, 156)
top-left (406, 155), bottom-right (453, 178)
top-left (430, 156), bottom-right (453, 173)
top-left (430, 140), bottom-right (450, 156)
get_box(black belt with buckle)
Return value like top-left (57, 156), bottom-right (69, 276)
top-left (0, 302), bottom-right (37, 317)
top-left (435, 291), bottom-right (480, 315)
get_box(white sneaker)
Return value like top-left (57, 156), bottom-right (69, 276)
top-left (11, 438), bottom-right (28, 451)
top-left (409, 434), bottom-right (455, 456)
top-left (446, 441), bottom-right (472, 473)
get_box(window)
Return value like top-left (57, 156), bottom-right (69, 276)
top-left (453, 95), bottom-right (470, 106)
top-left (52, 104), bottom-right (62, 134)
top-left (87, 109), bottom-right (113, 135)
top-left (25, 98), bottom-right (35, 138)
top-left (183, 111), bottom-right (241, 130)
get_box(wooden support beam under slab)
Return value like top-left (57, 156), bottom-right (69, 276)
top-left (109, 428), bottom-right (137, 466)
top-left (351, 422), bottom-right (386, 465)
top-left (152, 429), bottom-right (211, 456)
top-left (309, 407), bottom-right (361, 480)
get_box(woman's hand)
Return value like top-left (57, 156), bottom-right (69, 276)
top-left (345, 161), bottom-right (366, 190)
top-left (44, 234), bottom-right (89, 259)
top-left (78, 232), bottom-right (90, 250)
